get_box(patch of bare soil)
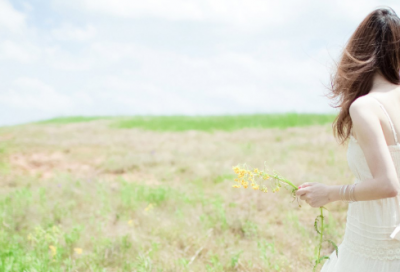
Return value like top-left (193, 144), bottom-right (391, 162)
top-left (9, 152), bottom-right (95, 179)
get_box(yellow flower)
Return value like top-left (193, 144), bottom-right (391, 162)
top-left (253, 168), bottom-right (260, 174)
top-left (128, 219), bottom-right (134, 226)
top-left (49, 245), bottom-right (57, 257)
top-left (232, 184), bottom-right (241, 188)
top-left (242, 181), bottom-right (249, 188)
top-left (272, 187), bottom-right (280, 193)
top-left (263, 174), bottom-right (270, 180)
top-left (233, 166), bottom-right (240, 174)
top-left (252, 184), bottom-right (259, 190)
top-left (74, 248), bottom-right (83, 254)
top-left (145, 203), bottom-right (154, 212)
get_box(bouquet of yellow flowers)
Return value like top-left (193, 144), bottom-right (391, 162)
top-left (232, 164), bottom-right (298, 198)
top-left (231, 164), bottom-right (338, 272)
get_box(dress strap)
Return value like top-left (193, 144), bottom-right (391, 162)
top-left (369, 96), bottom-right (398, 144)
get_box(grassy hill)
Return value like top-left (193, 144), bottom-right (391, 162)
top-left (0, 114), bottom-right (348, 272)
top-left (36, 113), bottom-right (336, 131)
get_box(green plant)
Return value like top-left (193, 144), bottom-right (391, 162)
top-left (231, 164), bottom-right (338, 271)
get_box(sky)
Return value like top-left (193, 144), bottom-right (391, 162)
top-left (1, 0), bottom-right (400, 126)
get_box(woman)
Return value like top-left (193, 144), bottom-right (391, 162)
top-left (296, 7), bottom-right (400, 272)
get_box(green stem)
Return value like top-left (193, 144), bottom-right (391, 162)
top-left (272, 174), bottom-right (298, 190)
top-left (313, 207), bottom-right (325, 272)
top-left (318, 207), bottom-right (324, 259)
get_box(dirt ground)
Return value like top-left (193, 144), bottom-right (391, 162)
top-left (0, 121), bottom-right (352, 271)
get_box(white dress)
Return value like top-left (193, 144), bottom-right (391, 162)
top-left (321, 98), bottom-right (400, 272)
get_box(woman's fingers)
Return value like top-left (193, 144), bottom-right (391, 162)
top-left (300, 195), bottom-right (307, 200)
top-left (298, 182), bottom-right (313, 189)
top-left (296, 187), bottom-right (309, 196)
top-left (297, 188), bottom-right (311, 202)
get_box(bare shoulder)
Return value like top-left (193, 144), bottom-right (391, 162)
top-left (349, 95), bottom-right (382, 140)
top-left (349, 95), bottom-right (378, 121)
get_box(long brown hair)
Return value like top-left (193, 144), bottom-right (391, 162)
top-left (330, 7), bottom-right (400, 143)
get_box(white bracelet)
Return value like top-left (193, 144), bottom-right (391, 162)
top-left (339, 184), bottom-right (358, 203)
top-left (350, 184), bottom-right (358, 202)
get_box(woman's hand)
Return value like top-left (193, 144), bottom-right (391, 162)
top-left (295, 182), bottom-right (331, 208)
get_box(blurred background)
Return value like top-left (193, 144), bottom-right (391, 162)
top-left (0, 1), bottom-right (399, 272)
top-left (1, 0), bottom-right (399, 126)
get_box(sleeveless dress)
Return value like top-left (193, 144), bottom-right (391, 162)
top-left (320, 97), bottom-right (400, 272)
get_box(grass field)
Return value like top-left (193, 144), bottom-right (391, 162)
top-left (36, 114), bottom-right (336, 131)
top-left (0, 114), bottom-right (351, 272)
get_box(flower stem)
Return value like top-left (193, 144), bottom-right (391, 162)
top-left (318, 207), bottom-right (324, 259)
top-left (271, 174), bottom-right (298, 190)
top-left (313, 207), bottom-right (325, 272)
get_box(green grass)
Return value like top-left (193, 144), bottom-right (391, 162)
top-left (35, 114), bottom-right (336, 131)
top-left (0, 116), bottom-right (347, 271)
top-left (113, 114), bottom-right (336, 131)
top-left (37, 116), bottom-right (110, 125)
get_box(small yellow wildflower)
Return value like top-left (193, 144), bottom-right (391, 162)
top-left (233, 166), bottom-right (240, 174)
top-left (272, 187), bottom-right (280, 193)
top-left (252, 184), bottom-right (259, 190)
top-left (49, 245), bottom-right (57, 257)
top-left (232, 184), bottom-right (241, 188)
top-left (263, 174), bottom-right (270, 180)
top-left (253, 168), bottom-right (260, 174)
top-left (74, 248), bottom-right (83, 254)
top-left (144, 203), bottom-right (154, 212)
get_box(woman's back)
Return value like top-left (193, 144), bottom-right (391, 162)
top-left (360, 75), bottom-right (400, 147)
top-left (321, 79), bottom-right (400, 271)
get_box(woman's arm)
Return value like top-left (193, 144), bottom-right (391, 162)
top-left (297, 96), bottom-right (400, 207)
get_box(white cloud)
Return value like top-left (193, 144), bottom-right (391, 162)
top-left (84, 40), bottom-right (330, 114)
top-left (0, 0), bottom-right (26, 32)
top-left (57, 0), bottom-right (400, 29)
top-left (59, 0), bottom-right (304, 27)
top-left (44, 46), bottom-right (94, 71)
top-left (0, 78), bottom-right (73, 111)
top-left (52, 24), bottom-right (97, 41)
top-left (0, 40), bottom-right (40, 63)
top-left (81, 0), bottom-right (203, 21)
top-left (3, 0), bottom-right (399, 126)
top-left (90, 42), bottom-right (139, 62)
